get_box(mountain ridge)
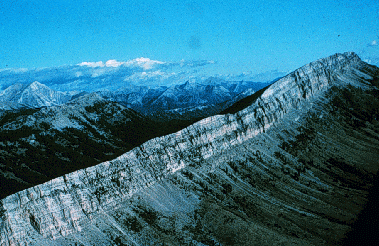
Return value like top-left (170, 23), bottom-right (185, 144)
top-left (1, 52), bottom-right (379, 245)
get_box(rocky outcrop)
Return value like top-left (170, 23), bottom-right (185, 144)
top-left (1, 52), bottom-right (379, 245)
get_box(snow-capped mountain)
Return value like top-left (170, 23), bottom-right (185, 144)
top-left (1, 52), bottom-right (378, 245)
top-left (0, 81), bottom-right (71, 109)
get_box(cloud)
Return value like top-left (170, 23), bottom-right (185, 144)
top-left (161, 60), bottom-right (216, 70)
top-left (368, 40), bottom-right (378, 47)
top-left (78, 57), bottom-right (165, 70)
top-left (78, 57), bottom-right (214, 71)
top-left (78, 61), bottom-right (105, 67)
top-left (180, 60), bottom-right (215, 68)
top-left (105, 60), bottom-right (124, 67)
top-left (124, 57), bottom-right (165, 70)
top-left (363, 56), bottom-right (379, 66)
top-left (79, 59), bottom-right (126, 68)
top-left (0, 68), bottom-right (29, 73)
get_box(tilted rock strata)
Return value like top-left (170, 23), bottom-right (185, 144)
top-left (1, 52), bottom-right (379, 245)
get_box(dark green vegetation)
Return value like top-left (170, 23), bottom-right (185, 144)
top-left (0, 101), bottom-right (203, 199)
top-left (341, 171), bottom-right (379, 246)
top-left (220, 84), bottom-right (271, 115)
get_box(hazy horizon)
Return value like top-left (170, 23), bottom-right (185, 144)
top-left (1, 0), bottom-right (378, 75)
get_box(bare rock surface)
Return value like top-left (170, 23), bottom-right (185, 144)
top-left (1, 52), bottom-right (379, 245)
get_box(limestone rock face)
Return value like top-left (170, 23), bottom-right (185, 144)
top-left (1, 52), bottom-right (379, 245)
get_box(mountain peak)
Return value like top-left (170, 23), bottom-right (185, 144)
top-left (251, 52), bottom-right (371, 108)
top-left (308, 52), bottom-right (362, 70)
top-left (0, 81), bottom-right (72, 108)
top-left (28, 81), bottom-right (46, 89)
top-left (67, 92), bottom-right (104, 106)
top-left (25, 81), bottom-right (54, 93)
top-left (223, 53), bottom-right (365, 115)
top-left (203, 76), bottom-right (226, 85)
top-left (178, 80), bottom-right (191, 90)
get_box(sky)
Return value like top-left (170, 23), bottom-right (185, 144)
top-left (1, 0), bottom-right (379, 75)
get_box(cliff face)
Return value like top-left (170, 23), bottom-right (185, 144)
top-left (1, 52), bottom-right (379, 245)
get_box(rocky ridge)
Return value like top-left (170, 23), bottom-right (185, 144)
top-left (1, 52), bottom-right (379, 245)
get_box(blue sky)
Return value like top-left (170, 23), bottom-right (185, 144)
top-left (1, 0), bottom-right (378, 74)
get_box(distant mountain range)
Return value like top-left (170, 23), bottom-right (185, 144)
top-left (0, 77), bottom-right (271, 122)
top-left (98, 78), bottom-right (270, 121)
top-left (0, 58), bottom-right (278, 124)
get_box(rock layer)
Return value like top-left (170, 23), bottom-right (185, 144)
top-left (1, 52), bottom-right (379, 245)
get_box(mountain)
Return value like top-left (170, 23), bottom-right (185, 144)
top-left (99, 80), bottom-right (269, 121)
top-left (0, 80), bottom-right (269, 199)
top-left (0, 71), bottom-right (271, 123)
top-left (0, 81), bottom-right (71, 109)
top-left (1, 52), bottom-right (379, 245)
top-left (0, 93), bottom-right (180, 199)
top-left (222, 69), bottom-right (286, 82)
